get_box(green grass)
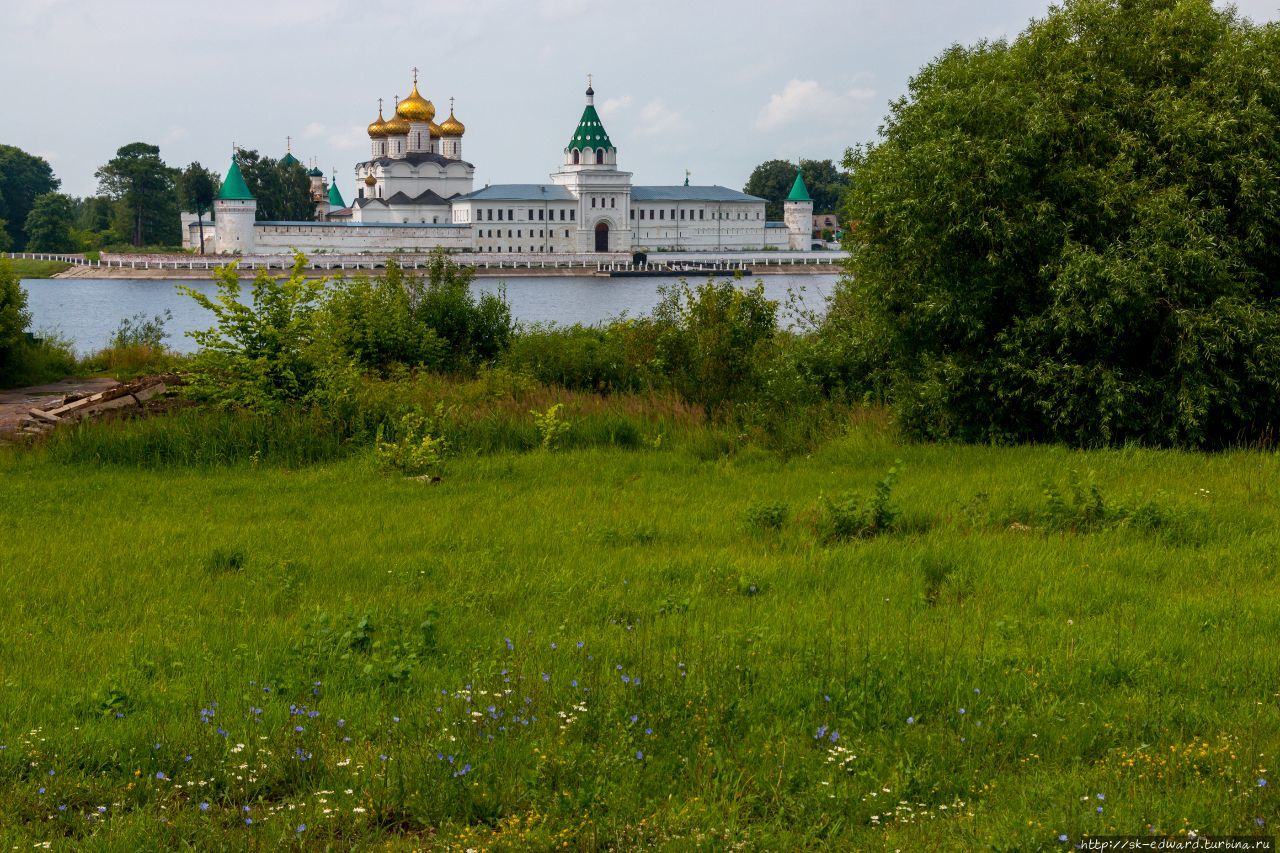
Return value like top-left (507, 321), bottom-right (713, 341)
top-left (1, 416), bottom-right (1278, 849)
top-left (7, 258), bottom-right (71, 278)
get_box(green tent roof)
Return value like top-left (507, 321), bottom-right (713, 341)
top-left (217, 158), bottom-right (254, 201)
top-left (787, 170), bottom-right (812, 202)
top-left (327, 180), bottom-right (345, 208)
top-left (281, 152), bottom-right (301, 167)
top-left (567, 104), bottom-right (613, 152)
top-left (307, 166), bottom-right (324, 177)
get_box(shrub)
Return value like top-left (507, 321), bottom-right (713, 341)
top-left (531, 403), bottom-right (571, 451)
top-left (320, 265), bottom-right (447, 373)
top-left (406, 250), bottom-right (513, 370)
top-left (375, 409), bottom-right (449, 477)
top-left (814, 465), bottom-right (899, 543)
top-left (743, 501), bottom-right (789, 532)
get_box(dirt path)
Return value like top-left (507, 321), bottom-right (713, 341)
top-left (0, 377), bottom-right (119, 437)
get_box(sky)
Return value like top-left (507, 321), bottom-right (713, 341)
top-left (3, 0), bottom-right (1277, 199)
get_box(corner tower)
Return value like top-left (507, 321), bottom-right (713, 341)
top-left (550, 76), bottom-right (633, 253)
top-left (213, 154), bottom-right (256, 254)
top-left (784, 167), bottom-right (813, 251)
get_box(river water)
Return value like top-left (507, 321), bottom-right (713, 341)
top-left (21, 274), bottom-right (839, 355)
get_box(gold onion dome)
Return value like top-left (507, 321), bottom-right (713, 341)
top-left (397, 81), bottom-right (435, 123)
top-left (367, 107), bottom-right (388, 137)
top-left (440, 109), bottom-right (465, 137)
top-left (428, 120), bottom-right (443, 138)
top-left (382, 111), bottom-right (410, 135)
top-left (364, 174), bottom-right (377, 186)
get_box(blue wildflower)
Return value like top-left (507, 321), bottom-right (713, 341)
top-left (199, 802), bottom-right (209, 812)
top-left (636, 751), bottom-right (644, 760)
top-left (297, 824), bottom-right (306, 833)
top-left (155, 771), bottom-right (166, 780)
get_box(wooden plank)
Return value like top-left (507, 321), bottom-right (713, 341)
top-left (27, 408), bottom-right (61, 424)
top-left (130, 382), bottom-right (166, 404)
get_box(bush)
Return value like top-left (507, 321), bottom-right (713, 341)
top-left (320, 266), bottom-right (447, 374)
top-left (502, 323), bottom-right (642, 393)
top-left (406, 250), bottom-right (512, 370)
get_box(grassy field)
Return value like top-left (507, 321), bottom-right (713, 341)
top-left (1, 405), bottom-right (1278, 849)
top-left (8, 258), bottom-right (71, 278)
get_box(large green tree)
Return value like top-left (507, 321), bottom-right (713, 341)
top-left (744, 158), bottom-right (849, 219)
top-left (0, 259), bottom-right (32, 381)
top-left (24, 193), bottom-right (79, 252)
top-left (0, 145), bottom-right (59, 251)
top-left (95, 143), bottom-right (180, 247)
top-left (830, 0), bottom-right (1280, 449)
top-left (236, 150), bottom-right (315, 222)
top-left (178, 162), bottom-right (219, 254)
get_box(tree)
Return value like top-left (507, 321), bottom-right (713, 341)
top-left (0, 145), bottom-right (59, 251)
top-left (236, 149), bottom-right (315, 222)
top-left (95, 143), bottom-right (180, 247)
top-left (744, 158), bottom-right (850, 219)
top-left (831, 0), bottom-right (1280, 449)
top-left (179, 162), bottom-right (219, 254)
top-left (24, 193), bottom-right (79, 252)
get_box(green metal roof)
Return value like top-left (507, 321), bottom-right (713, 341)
top-left (217, 158), bottom-right (254, 201)
top-left (567, 104), bottom-right (613, 152)
top-left (787, 170), bottom-right (812, 202)
top-left (307, 166), bottom-right (324, 177)
top-left (327, 180), bottom-right (345, 208)
top-left (281, 152), bottom-right (301, 167)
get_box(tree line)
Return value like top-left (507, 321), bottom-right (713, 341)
top-left (0, 143), bottom-right (318, 254)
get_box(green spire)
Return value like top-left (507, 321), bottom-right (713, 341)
top-left (217, 157), bottom-right (254, 201)
top-left (281, 152), bottom-right (301, 167)
top-left (787, 169), bottom-right (811, 202)
top-left (327, 177), bottom-right (345, 209)
top-left (567, 78), bottom-right (612, 152)
top-left (307, 166), bottom-right (324, 177)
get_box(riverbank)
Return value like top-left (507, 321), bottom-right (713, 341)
top-left (7, 258), bottom-right (72, 278)
top-left (54, 262), bottom-right (841, 280)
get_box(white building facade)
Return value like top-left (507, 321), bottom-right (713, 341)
top-left (199, 74), bottom-right (806, 256)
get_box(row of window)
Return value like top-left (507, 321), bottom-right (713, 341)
top-left (479, 245), bottom-right (563, 253)
top-left (474, 208), bottom-right (576, 222)
top-left (478, 229), bottom-right (565, 239)
top-left (589, 196), bottom-right (617, 208)
top-left (631, 208), bottom-right (761, 220)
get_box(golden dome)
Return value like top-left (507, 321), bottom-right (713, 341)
top-left (364, 174), bottom-right (377, 187)
top-left (440, 109), bottom-right (465, 137)
top-left (396, 80), bottom-right (435, 124)
top-left (367, 105), bottom-right (388, 137)
top-left (428, 120), bottom-right (443, 138)
top-left (382, 112), bottom-right (410, 136)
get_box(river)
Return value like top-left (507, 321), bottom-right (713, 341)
top-left (20, 273), bottom-right (839, 355)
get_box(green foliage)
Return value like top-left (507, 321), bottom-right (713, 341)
top-left (204, 546), bottom-right (247, 574)
top-left (0, 144), bottom-right (59, 250)
top-left (22, 192), bottom-right (78, 252)
top-left (94, 142), bottom-right (180, 247)
top-left (530, 403), bottom-right (571, 451)
top-left (235, 149), bottom-right (315, 222)
top-left (744, 158), bottom-right (850, 218)
top-left (178, 162), bottom-right (219, 254)
top-left (320, 263), bottom-right (447, 373)
top-left (502, 322), bottom-right (641, 393)
top-left (743, 500), bottom-right (788, 532)
top-left (110, 310), bottom-right (171, 349)
top-left (375, 409), bottom-right (449, 477)
top-left (836, 0), bottom-right (1280, 448)
top-left (406, 250), bottom-right (512, 369)
top-left (650, 277), bottom-right (778, 412)
top-left (1037, 471), bottom-right (1190, 538)
top-left (0, 258), bottom-right (32, 369)
top-left (0, 258), bottom-right (76, 387)
top-left (814, 464), bottom-right (899, 543)
top-left (180, 254), bottom-right (330, 411)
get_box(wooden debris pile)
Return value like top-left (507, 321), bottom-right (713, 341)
top-left (18, 375), bottom-right (175, 438)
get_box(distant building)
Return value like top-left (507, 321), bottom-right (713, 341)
top-left (189, 71), bottom-right (815, 256)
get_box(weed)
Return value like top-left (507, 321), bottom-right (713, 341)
top-left (205, 546), bottom-right (247, 574)
top-left (531, 403), bottom-right (571, 451)
top-left (814, 464), bottom-right (900, 543)
top-left (376, 410), bottom-right (449, 477)
top-left (743, 501), bottom-right (789, 532)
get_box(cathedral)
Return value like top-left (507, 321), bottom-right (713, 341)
top-left (191, 72), bottom-right (814, 256)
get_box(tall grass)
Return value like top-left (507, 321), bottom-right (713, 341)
top-left (1, 420), bottom-right (1276, 848)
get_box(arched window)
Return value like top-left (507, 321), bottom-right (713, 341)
top-left (572, 150), bottom-right (580, 164)
top-left (596, 148), bottom-right (605, 164)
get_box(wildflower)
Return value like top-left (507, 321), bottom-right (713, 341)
top-left (631, 715), bottom-right (638, 724)
top-left (379, 754), bottom-right (388, 761)
top-left (622, 675), bottom-right (631, 684)
top-left (294, 726), bottom-right (304, 733)
top-left (1259, 779), bottom-right (1268, 788)
top-left (636, 751), bottom-right (644, 760)
top-left (959, 708), bottom-right (965, 715)
top-left (1096, 793), bottom-right (1105, 800)
top-left (829, 731), bottom-right (840, 743)
top-left (551, 642), bottom-right (557, 649)
top-left (199, 802), bottom-right (209, 812)
top-left (906, 717), bottom-right (915, 725)
top-left (1257, 818), bottom-right (1266, 827)
top-left (1059, 834), bottom-right (1068, 843)
top-left (308, 710), bottom-right (319, 718)
top-left (96, 806), bottom-right (106, 814)
top-left (245, 818), bottom-right (253, 826)
top-left (155, 771), bottom-right (167, 780)
top-left (184, 755), bottom-right (192, 762)
top-left (38, 787), bottom-right (45, 794)
top-left (815, 725), bottom-right (828, 739)
top-left (576, 641), bottom-right (584, 648)
top-left (57, 805), bottom-right (66, 812)
top-left (542, 673), bottom-right (550, 682)
top-left (571, 680), bottom-right (578, 687)
top-left (1097, 807), bottom-right (1103, 814)
top-left (297, 824), bottom-right (306, 833)
top-left (337, 719), bottom-right (345, 728)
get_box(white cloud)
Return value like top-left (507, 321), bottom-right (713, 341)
top-left (755, 79), bottom-right (877, 131)
top-left (634, 99), bottom-right (685, 137)
top-left (327, 125), bottom-right (369, 151)
top-left (599, 95), bottom-right (632, 117)
top-left (301, 122), bottom-right (327, 140)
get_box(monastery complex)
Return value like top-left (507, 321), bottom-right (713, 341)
top-left (187, 72), bottom-right (816, 257)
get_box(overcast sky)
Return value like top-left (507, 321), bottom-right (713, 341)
top-left (4, 0), bottom-right (1276, 199)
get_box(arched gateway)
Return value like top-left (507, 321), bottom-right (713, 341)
top-left (594, 221), bottom-right (609, 252)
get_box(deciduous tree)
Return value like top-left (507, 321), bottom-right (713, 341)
top-left (831, 0), bottom-right (1280, 448)
top-left (24, 192), bottom-right (78, 253)
top-left (0, 145), bottom-right (59, 251)
top-left (179, 162), bottom-right (219, 254)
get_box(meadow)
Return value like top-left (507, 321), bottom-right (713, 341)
top-left (1, 387), bottom-right (1278, 850)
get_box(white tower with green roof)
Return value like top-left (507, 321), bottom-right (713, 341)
top-left (550, 77), bottom-right (633, 253)
top-left (784, 166), bottom-right (814, 251)
top-left (213, 154), bottom-right (257, 254)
